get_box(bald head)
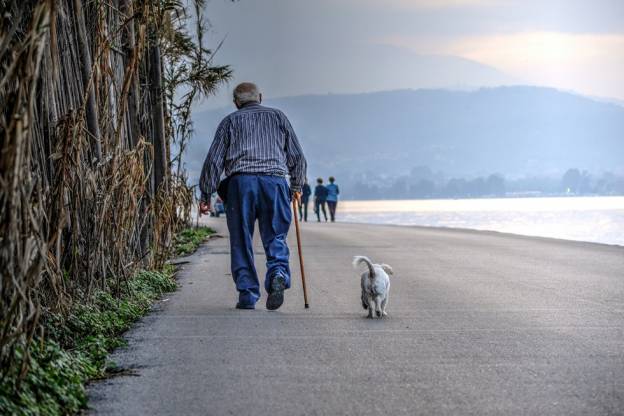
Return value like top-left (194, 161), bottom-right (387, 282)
top-left (233, 82), bottom-right (262, 108)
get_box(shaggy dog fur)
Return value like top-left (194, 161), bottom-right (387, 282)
top-left (353, 256), bottom-right (394, 318)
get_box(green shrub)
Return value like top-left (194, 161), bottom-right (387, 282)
top-left (0, 268), bottom-right (178, 415)
top-left (0, 339), bottom-right (94, 415)
top-left (1, 227), bottom-right (212, 415)
top-left (174, 226), bottom-right (214, 256)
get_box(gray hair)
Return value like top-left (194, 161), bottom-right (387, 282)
top-left (233, 82), bottom-right (261, 104)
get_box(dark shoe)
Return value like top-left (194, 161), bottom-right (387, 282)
top-left (266, 274), bottom-right (286, 311)
top-left (236, 302), bottom-right (255, 310)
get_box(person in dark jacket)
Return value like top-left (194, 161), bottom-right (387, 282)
top-left (314, 177), bottom-right (328, 222)
top-left (299, 178), bottom-right (312, 222)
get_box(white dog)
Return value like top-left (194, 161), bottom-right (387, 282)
top-left (353, 256), bottom-right (393, 318)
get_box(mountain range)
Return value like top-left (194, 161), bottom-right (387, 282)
top-left (187, 86), bottom-right (624, 196)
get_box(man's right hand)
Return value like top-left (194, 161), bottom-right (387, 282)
top-left (199, 200), bottom-right (211, 216)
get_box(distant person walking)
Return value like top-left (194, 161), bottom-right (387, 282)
top-left (299, 178), bottom-right (312, 222)
top-left (326, 176), bottom-right (340, 222)
top-left (314, 177), bottom-right (328, 222)
top-left (199, 82), bottom-right (307, 311)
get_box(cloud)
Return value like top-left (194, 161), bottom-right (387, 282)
top-left (343, 0), bottom-right (624, 36)
top-left (453, 32), bottom-right (624, 67)
top-left (200, 0), bottom-right (624, 105)
top-left (344, 0), bottom-right (500, 9)
top-left (381, 32), bottom-right (624, 99)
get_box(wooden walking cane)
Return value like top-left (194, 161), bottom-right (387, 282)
top-left (292, 197), bottom-right (310, 308)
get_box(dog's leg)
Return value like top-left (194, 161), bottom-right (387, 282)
top-left (374, 296), bottom-right (383, 318)
top-left (381, 295), bottom-right (388, 317)
top-left (361, 291), bottom-right (368, 310)
top-left (366, 295), bottom-right (374, 318)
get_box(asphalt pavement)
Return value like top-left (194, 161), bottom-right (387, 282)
top-left (88, 217), bottom-right (624, 415)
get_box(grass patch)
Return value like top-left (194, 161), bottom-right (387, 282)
top-left (1, 227), bottom-right (213, 415)
top-left (0, 340), bottom-right (95, 415)
top-left (173, 226), bottom-right (214, 256)
top-left (0, 267), bottom-right (176, 415)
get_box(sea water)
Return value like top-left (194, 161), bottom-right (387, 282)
top-left (337, 196), bottom-right (624, 246)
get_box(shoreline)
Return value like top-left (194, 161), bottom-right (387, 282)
top-left (331, 196), bottom-right (624, 247)
top-left (340, 194), bottom-right (624, 202)
top-left (197, 193), bottom-right (624, 248)
top-left (200, 213), bottom-right (624, 250)
top-left (337, 195), bottom-right (624, 212)
top-left (311, 219), bottom-right (624, 251)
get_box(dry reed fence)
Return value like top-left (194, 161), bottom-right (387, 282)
top-left (0, 0), bottom-right (231, 382)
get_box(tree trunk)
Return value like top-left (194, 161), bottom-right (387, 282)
top-left (72, 0), bottom-right (102, 162)
top-left (148, 32), bottom-right (167, 193)
top-left (119, 0), bottom-right (140, 149)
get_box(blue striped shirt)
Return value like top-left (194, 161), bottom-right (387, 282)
top-left (199, 102), bottom-right (307, 201)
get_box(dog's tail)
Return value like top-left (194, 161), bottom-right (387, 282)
top-left (353, 256), bottom-right (375, 279)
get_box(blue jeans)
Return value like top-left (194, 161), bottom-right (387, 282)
top-left (226, 174), bottom-right (292, 306)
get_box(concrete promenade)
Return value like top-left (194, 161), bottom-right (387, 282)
top-left (89, 218), bottom-right (624, 415)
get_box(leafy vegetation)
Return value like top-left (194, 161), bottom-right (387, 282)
top-left (174, 226), bottom-right (214, 256)
top-left (0, 267), bottom-right (176, 415)
top-left (0, 227), bottom-right (211, 415)
top-left (0, 340), bottom-right (93, 415)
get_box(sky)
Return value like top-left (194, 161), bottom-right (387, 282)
top-left (198, 0), bottom-right (624, 108)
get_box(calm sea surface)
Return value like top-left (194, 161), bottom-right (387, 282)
top-left (337, 196), bottom-right (624, 246)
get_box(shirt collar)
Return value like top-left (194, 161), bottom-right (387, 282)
top-left (239, 101), bottom-right (261, 109)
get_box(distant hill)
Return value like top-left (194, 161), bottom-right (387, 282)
top-left (187, 86), bottom-right (624, 188)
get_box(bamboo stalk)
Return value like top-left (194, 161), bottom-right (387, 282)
top-left (71, 0), bottom-right (102, 161)
top-left (0, 0), bottom-right (232, 387)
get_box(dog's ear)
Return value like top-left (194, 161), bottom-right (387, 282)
top-left (381, 264), bottom-right (394, 275)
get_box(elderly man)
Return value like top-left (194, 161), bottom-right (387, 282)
top-left (199, 83), bottom-right (307, 311)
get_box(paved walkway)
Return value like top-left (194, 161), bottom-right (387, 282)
top-left (89, 218), bottom-right (624, 415)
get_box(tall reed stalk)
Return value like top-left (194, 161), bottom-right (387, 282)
top-left (0, 0), bottom-right (232, 384)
